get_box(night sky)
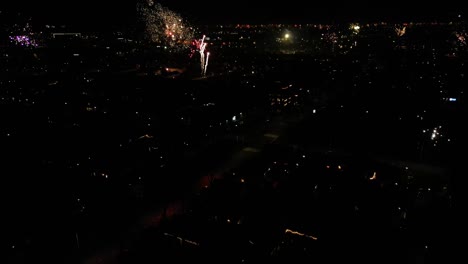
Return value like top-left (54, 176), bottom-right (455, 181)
top-left (1, 0), bottom-right (466, 28)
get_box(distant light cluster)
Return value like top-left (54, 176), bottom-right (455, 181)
top-left (138, 0), bottom-right (194, 51)
top-left (9, 35), bottom-right (38, 47)
top-left (323, 32), bottom-right (338, 44)
top-left (455, 31), bottom-right (466, 46)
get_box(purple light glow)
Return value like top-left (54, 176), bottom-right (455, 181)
top-left (9, 35), bottom-right (38, 47)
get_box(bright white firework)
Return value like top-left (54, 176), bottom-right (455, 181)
top-left (138, 0), bottom-right (194, 51)
top-left (193, 35), bottom-right (209, 75)
top-left (204, 52), bottom-right (210, 76)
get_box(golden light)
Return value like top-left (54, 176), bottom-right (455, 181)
top-left (285, 229), bottom-right (318, 241)
top-left (350, 23), bottom-right (361, 34)
top-left (395, 26), bottom-right (406, 37)
top-left (284, 33), bottom-right (290, 39)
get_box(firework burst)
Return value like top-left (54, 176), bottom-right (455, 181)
top-left (9, 35), bottom-right (38, 47)
top-left (9, 22), bottom-right (39, 48)
top-left (138, 0), bottom-right (194, 51)
top-left (395, 26), bottom-right (406, 37)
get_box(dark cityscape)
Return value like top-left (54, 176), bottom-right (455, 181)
top-left (1, 1), bottom-right (463, 264)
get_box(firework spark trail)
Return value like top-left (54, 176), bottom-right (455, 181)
top-left (200, 53), bottom-right (205, 74)
top-left (194, 35), bottom-right (209, 75)
top-left (204, 52), bottom-right (210, 76)
top-left (199, 35), bottom-right (207, 74)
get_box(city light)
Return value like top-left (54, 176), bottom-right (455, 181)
top-left (1, 7), bottom-right (457, 263)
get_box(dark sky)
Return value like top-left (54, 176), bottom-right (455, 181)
top-left (1, 0), bottom-right (466, 28)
